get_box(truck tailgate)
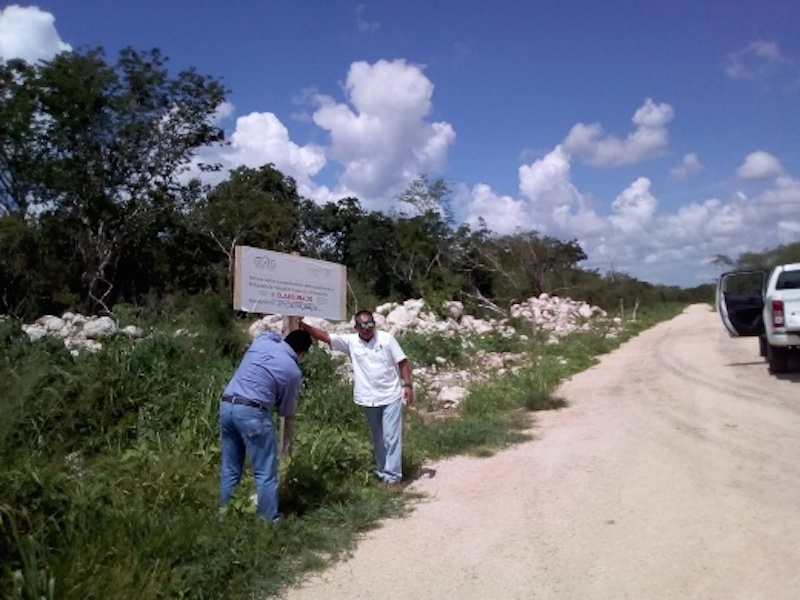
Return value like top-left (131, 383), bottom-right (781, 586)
top-left (782, 293), bottom-right (800, 331)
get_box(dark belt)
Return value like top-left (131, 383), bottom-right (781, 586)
top-left (221, 395), bottom-right (268, 411)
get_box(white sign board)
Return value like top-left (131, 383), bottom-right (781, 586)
top-left (233, 246), bottom-right (347, 320)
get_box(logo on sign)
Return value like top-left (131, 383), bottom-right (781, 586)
top-left (253, 255), bottom-right (277, 270)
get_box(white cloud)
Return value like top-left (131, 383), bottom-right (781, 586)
top-left (670, 152), bottom-right (703, 180)
top-left (459, 183), bottom-right (529, 233)
top-left (610, 177), bottom-right (657, 233)
top-left (589, 174), bottom-right (800, 284)
top-left (757, 175), bottom-right (800, 211)
top-left (724, 40), bottom-right (800, 93)
top-left (456, 133), bottom-right (800, 286)
top-left (188, 59), bottom-right (456, 211)
top-left (736, 150), bottom-right (784, 180)
top-left (519, 145), bottom-right (579, 206)
top-left (459, 145), bottom-right (608, 242)
top-left (724, 40), bottom-right (791, 80)
top-left (212, 101), bottom-right (235, 124)
top-left (311, 59), bottom-right (455, 208)
top-left (221, 111), bottom-right (326, 182)
top-left (355, 4), bottom-right (380, 33)
top-left (516, 146), bottom-right (605, 236)
top-left (562, 99), bottom-right (674, 167)
top-left (0, 5), bottom-right (71, 63)
top-left (186, 109), bottom-right (328, 193)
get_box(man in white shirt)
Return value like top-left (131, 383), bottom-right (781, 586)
top-left (300, 310), bottom-right (414, 486)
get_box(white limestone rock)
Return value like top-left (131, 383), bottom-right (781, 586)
top-left (438, 386), bottom-right (468, 408)
top-left (121, 325), bottom-right (144, 337)
top-left (41, 315), bottom-right (66, 332)
top-left (83, 316), bottom-right (116, 339)
top-left (22, 324), bottom-right (47, 341)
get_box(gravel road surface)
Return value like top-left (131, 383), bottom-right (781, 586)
top-left (282, 304), bottom-right (800, 599)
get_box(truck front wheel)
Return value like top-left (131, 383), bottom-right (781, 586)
top-left (767, 344), bottom-right (789, 374)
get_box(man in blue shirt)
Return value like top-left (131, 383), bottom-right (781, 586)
top-left (219, 329), bottom-right (311, 522)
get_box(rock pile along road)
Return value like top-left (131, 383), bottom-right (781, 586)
top-left (283, 304), bottom-right (800, 600)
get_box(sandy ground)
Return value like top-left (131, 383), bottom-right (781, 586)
top-left (282, 304), bottom-right (800, 600)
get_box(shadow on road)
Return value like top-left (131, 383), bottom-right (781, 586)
top-left (723, 361), bottom-right (766, 367)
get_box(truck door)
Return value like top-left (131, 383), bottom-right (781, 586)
top-left (716, 270), bottom-right (766, 337)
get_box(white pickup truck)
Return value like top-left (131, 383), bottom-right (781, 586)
top-left (716, 262), bottom-right (800, 374)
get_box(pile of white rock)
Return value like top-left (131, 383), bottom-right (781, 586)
top-left (248, 298), bottom-right (515, 339)
top-left (250, 294), bottom-right (607, 341)
top-left (248, 294), bottom-right (611, 409)
top-left (13, 294), bottom-right (612, 408)
top-left (510, 293), bottom-right (608, 343)
top-left (20, 313), bottom-right (143, 355)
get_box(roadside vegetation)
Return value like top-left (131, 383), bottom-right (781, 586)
top-left (1, 301), bottom-right (685, 599)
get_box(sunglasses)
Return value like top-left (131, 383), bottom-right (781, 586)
top-left (356, 321), bottom-right (376, 329)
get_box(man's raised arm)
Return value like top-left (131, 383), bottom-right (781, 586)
top-left (298, 319), bottom-right (332, 345)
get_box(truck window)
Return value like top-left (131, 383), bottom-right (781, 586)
top-left (722, 272), bottom-right (763, 294)
top-left (776, 271), bottom-right (800, 290)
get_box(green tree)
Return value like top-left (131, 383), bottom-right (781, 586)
top-left (396, 174), bottom-right (453, 222)
top-left (299, 196), bottom-right (365, 263)
top-left (389, 175), bottom-right (461, 298)
top-left (0, 47), bottom-right (227, 312)
top-left (715, 242), bottom-right (800, 273)
top-left (0, 59), bottom-right (43, 216)
top-left (188, 164), bottom-right (304, 291)
top-left (303, 176), bottom-right (463, 303)
top-left (346, 211), bottom-right (401, 299)
top-left (472, 230), bottom-right (587, 304)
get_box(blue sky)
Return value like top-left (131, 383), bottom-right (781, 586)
top-left (2, 1), bottom-right (799, 287)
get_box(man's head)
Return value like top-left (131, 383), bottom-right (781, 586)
top-left (353, 310), bottom-right (376, 341)
top-left (284, 329), bottom-right (312, 359)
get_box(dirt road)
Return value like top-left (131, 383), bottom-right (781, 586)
top-left (283, 304), bottom-right (800, 599)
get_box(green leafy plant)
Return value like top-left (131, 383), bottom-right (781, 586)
top-left (400, 330), bottom-right (466, 368)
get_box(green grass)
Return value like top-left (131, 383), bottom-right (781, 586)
top-left (0, 302), bottom-right (686, 599)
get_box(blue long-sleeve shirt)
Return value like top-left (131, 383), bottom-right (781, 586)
top-left (223, 332), bottom-right (302, 416)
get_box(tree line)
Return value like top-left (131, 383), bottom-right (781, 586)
top-left (1, 47), bottom-right (712, 322)
top-left (713, 244), bottom-right (800, 273)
